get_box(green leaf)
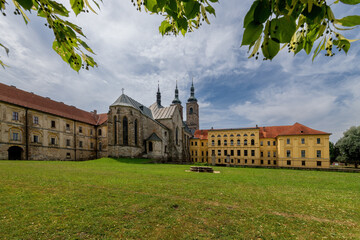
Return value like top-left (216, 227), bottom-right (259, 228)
top-left (145, 0), bottom-right (157, 12)
top-left (159, 20), bottom-right (172, 35)
top-left (79, 39), bottom-right (95, 54)
top-left (243, 0), bottom-right (259, 28)
top-left (15, 0), bottom-right (33, 10)
top-left (254, 0), bottom-right (271, 24)
top-left (248, 35), bottom-right (262, 58)
top-left (184, 1), bottom-right (200, 19)
top-left (270, 16), bottom-right (296, 43)
top-left (48, 0), bottom-right (69, 17)
top-left (241, 22), bottom-right (263, 46)
top-left (205, 5), bottom-right (216, 16)
top-left (335, 15), bottom-right (360, 27)
top-left (339, 0), bottom-right (360, 4)
top-left (262, 37), bottom-right (280, 60)
top-left (0, 43), bottom-right (10, 56)
top-left (70, 0), bottom-right (84, 15)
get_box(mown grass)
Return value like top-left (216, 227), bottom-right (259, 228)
top-left (0, 158), bottom-right (359, 239)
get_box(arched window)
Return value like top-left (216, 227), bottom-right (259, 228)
top-left (211, 140), bottom-right (214, 146)
top-left (114, 116), bottom-right (117, 145)
top-left (224, 140), bottom-right (227, 145)
top-left (251, 139), bottom-right (255, 145)
top-left (237, 139), bottom-right (240, 145)
top-left (218, 140), bottom-right (221, 146)
top-left (134, 119), bottom-right (138, 146)
top-left (244, 139), bottom-right (248, 145)
top-left (237, 134), bottom-right (241, 137)
top-left (189, 107), bottom-right (193, 114)
top-left (230, 139), bottom-right (234, 145)
top-left (244, 134), bottom-right (248, 136)
top-left (217, 135), bottom-right (221, 137)
top-left (251, 133), bottom-right (255, 136)
top-left (176, 127), bottom-right (179, 145)
top-left (224, 134), bottom-right (227, 137)
top-left (123, 116), bottom-right (128, 146)
top-left (98, 128), bottom-right (102, 136)
top-left (211, 135), bottom-right (215, 137)
top-left (230, 134), bottom-right (234, 137)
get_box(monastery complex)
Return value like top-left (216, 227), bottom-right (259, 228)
top-left (0, 82), bottom-right (330, 168)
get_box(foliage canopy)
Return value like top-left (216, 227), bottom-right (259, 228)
top-left (336, 125), bottom-right (360, 168)
top-left (1, 0), bottom-right (360, 71)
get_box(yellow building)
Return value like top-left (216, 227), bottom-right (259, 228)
top-left (190, 123), bottom-right (330, 169)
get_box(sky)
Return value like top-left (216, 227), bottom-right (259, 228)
top-left (0, 0), bottom-right (359, 142)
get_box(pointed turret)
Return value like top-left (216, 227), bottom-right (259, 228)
top-left (156, 83), bottom-right (162, 107)
top-left (187, 79), bottom-right (197, 102)
top-left (172, 81), bottom-right (182, 105)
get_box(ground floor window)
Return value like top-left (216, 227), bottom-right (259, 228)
top-left (252, 159), bottom-right (254, 164)
top-left (245, 159), bottom-right (248, 164)
top-left (237, 159), bottom-right (240, 163)
top-left (218, 159), bottom-right (221, 163)
top-left (268, 160), bottom-right (270, 164)
top-left (287, 160), bottom-right (291, 166)
top-left (302, 161), bottom-right (306, 166)
top-left (261, 160), bottom-right (264, 164)
top-left (273, 160), bottom-right (277, 165)
top-left (317, 161), bottom-right (322, 166)
top-left (66, 153), bottom-right (71, 159)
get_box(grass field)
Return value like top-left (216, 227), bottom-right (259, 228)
top-left (0, 158), bottom-right (359, 239)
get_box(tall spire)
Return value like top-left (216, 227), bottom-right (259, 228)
top-left (188, 78), bottom-right (197, 102)
top-left (172, 80), bottom-right (181, 104)
top-left (156, 82), bottom-right (162, 106)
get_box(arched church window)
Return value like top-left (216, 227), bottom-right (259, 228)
top-left (176, 127), bottom-right (179, 145)
top-left (123, 116), bottom-right (128, 146)
top-left (189, 107), bottom-right (193, 114)
top-left (114, 116), bottom-right (117, 145)
top-left (134, 119), bottom-right (138, 146)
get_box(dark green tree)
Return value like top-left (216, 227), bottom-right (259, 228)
top-left (329, 141), bottom-right (340, 163)
top-left (336, 126), bottom-right (360, 168)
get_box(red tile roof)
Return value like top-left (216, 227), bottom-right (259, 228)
top-left (259, 122), bottom-right (330, 138)
top-left (194, 129), bottom-right (208, 140)
top-left (0, 83), bottom-right (108, 125)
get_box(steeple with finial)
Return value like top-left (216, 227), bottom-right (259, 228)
top-left (156, 82), bottom-right (162, 107)
top-left (172, 80), bottom-right (182, 105)
top-left (187, 78), bottom-right (197, 102)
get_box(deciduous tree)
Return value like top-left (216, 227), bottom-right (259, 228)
top-left (336, 126), bottom-right (360, 168)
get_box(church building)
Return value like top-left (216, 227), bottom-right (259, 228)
top-left (0, 82), bottom-right (198, 161)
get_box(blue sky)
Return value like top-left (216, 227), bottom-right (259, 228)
top-left (0, 0), bottom-right (359, 142)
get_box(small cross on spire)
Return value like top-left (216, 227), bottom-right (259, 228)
top-left (121, 88), bottom-right (125, 94)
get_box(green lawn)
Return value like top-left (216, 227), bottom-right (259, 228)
top-left (0, 158), bottom-right (359, 239)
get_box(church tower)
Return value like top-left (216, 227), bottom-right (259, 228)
top-left (156, 83), bottom-right (162, 107)
top-left (186, 80), bottom-right (199, 133)
top-left (171, 81), bottom-right (183, 119)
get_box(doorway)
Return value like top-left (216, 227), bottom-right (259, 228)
top-left (8, 146), bottom-right (23, 160)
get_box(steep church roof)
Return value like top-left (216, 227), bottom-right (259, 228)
top-left (146, 133), bottom-right (162, 141)
top-left (111, 94), bottom-right (154, 119)
top-left (149, 103), bottom-right (177, 119)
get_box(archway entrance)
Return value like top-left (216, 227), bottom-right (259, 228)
top-left (8, 146), bottom-right (23, 160)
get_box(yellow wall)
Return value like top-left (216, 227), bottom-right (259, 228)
top-left (259, 138), bottom-right (278, 166)
top-left (190, 139), bottom-right (208, 163)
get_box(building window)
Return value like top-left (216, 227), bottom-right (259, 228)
top-left (244, 139), bottom-right (248, 145)
top-left (252, 159), bottom-right (254, 164)
top-left (224, 134), bottom-right (227, 137)
top-left (134, 119), bottom-right (138, 146)
top-left (237, 139), bottom-right (240, 145)
top-left (191, 151), bottom-right (194, 156)
top-left (245, 159), bottom-right (248, 164)
top-left (12, 112), bottom-right (19, 121)
top-left (201, 142), bottom-right (204, 146)
top-left (267, 141), bottom-right (270, 146)
top-left (218, 159), bottom-right (221, 163)
top-left (33, 135), bottom-right (39, 143)
top-left (261, 160), bottom-right (264, 164)
top-left (251, 150), bottom-right (255, 156)
top-left (218, 140), bottom-right (221, 146)
top-left (79, 126), bottom-right (82, 133)
top-left (189, 107), bottom-right (193, 114)
top-left (286, 150), bottom-right (291, 157)
top-left (317, 138), bottom-right (321, 144)
top-left (251, 139), bottom-right (255, 145)
top-left (202, 151), bottom-right (204, 156)
top-left (244, 134), bottom-right (248, 136)
top-left (231, 150), bottom-right (234, 156)
top-left (50, 137), bottom-right (56, 145)
top-left (231, 159), bottom-right (234, 163)
top-left (273, 151), bottom-right (276, 157)
top-left (98, 128), bottom-right (103, 136)
top-left (287, 160), bottom-right (291, 165)
top-left (123, 117), bottom-right (128, 146)
top-left (218, 150), bottom-right (221, 156)
top-left (195, 142), bottom-right (197, 146)
top-left (302, 161), bottom-right (306, 166)
top-left (212, 150), bottom-right (215, 156)
top-left (66, 153), bottom-right (71, 159)
top-left (224, 140), bottom-right (227, 146)
top-left (237, 159), bottom-right (240, 163)
top-left (195, 151), bottom-right (198, 156)
top-left (244, 150), bottom-right (248, 156)
top-left (224, 150), bottom-right (228, 156)
top-left (261, 152), bottom-right (263, 157)
top-left (230, 140), bottom-right (234, 145)
top-left (211, 140), bottom-right (214, 146)
top-left (66, 139), bottom-right (71, 146)
top-left (149, 141), bottom-right (153, 152)
top-left (301, 138), bottom-right (305, 144)
top-left (317, 161), bottom-right (322, 166)
top-left (79, 141), bottom-right (83, 148)
top-left (237, 150), bottom-right (241, 156)
top-left (33, 116), bottom-right (39, 124)
top-left (268, 160), bottom-right (270, 164)
top-left (287, 139), bottom-right (290, 144)
top-left (273, 141), bottom-right (276, 146)
top-left (12, 132), bottom-right (19, 141)
top-left (90, 129), bottom-right (93, 135)
top-left (260, 141), bottom-right (263, 146)
top-left (51, 120), bottom-right (56, 128)
top-left (273, 160), bottom-right (277, 165)
top-left (66, 123), bottom-right (70, 131)
top-left (301, 150), bottom-right (306, 158)
top-left (317, 150), bottom-right (321, 158)
top-left (191, 142), bottom-right (193, 146)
